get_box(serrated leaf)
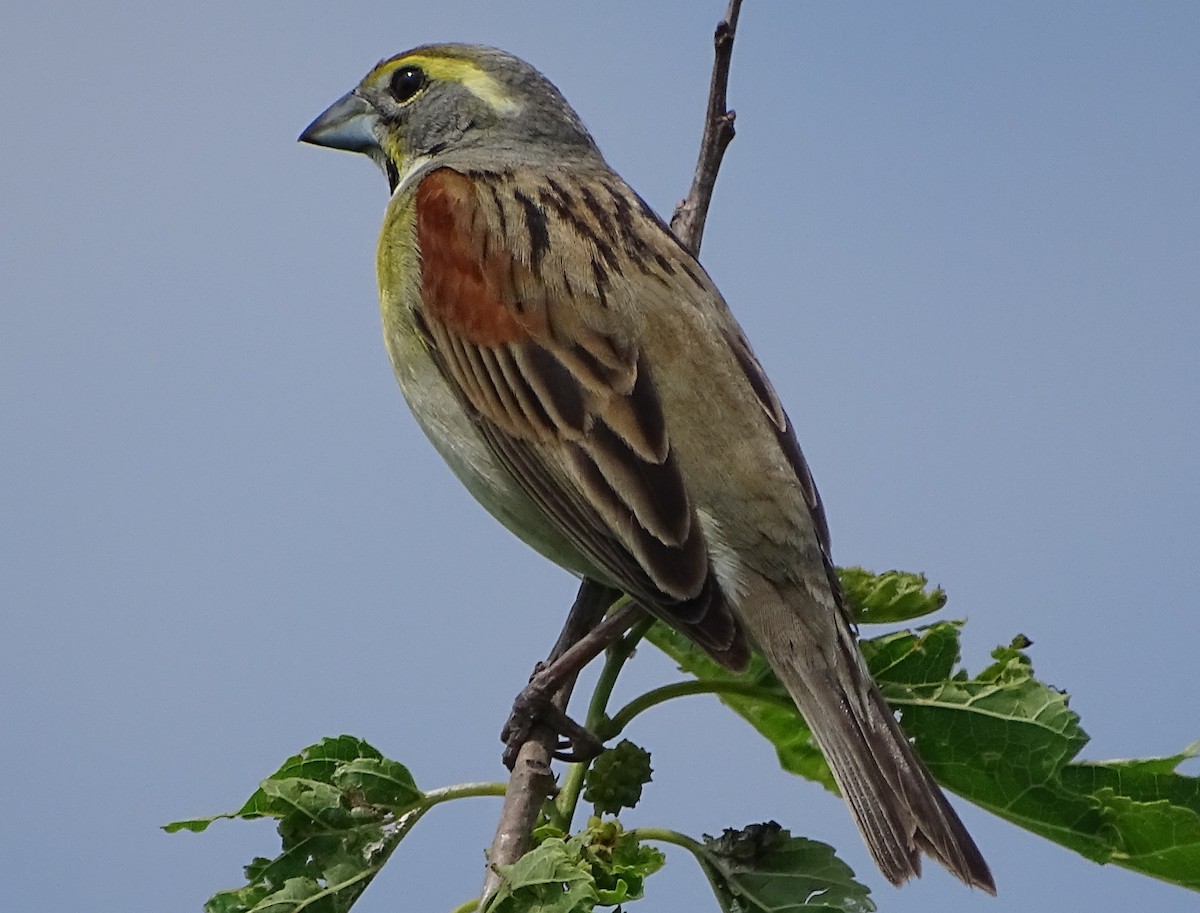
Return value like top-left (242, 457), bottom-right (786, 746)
top-left (695, 823), bottom-right (874, 913)
top-left (1061, 743), bottom-right (1200, 805)
top-left (332, 757), bottom-right (422, 810)
top-left (838, 567), bottom-right (946, 624)
top-left (860, 623), bottom-right (961, 685)
top-left (485, 839), bottom-right (599, 913)
top-left (575, 819), bottom-right (665, 904)
top-left (166, 736), bottom-right (389, 833)
top-left (648, 569), bottom-right (1200, 892)
top-left (164, 815), bottom-right (228, 834)
top-left (246, 876), bottom-right (327, 913)
top-left (262, 778), bottom-right (351, 831)
top-left (205, 883), bottom-right (271, 913)
top-left (486, 820), bottom-right (665, 912)
top-left (1094, 789), bottom-right (1200, 889)
top-left (175, 737), bottom-right (421, 913)
top-left (238, 736), bottom-right (386, 821)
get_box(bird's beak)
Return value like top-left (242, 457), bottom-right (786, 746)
top-left (299, 91), bottom-right (379, 153)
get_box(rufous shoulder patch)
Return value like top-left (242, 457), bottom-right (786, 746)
top-left (415, 168), bottom-right (528, 347)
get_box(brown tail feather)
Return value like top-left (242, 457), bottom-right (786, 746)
top-left (743, 577), bottom-right (995, 893)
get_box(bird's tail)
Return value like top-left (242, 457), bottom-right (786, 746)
top-left (743, 577), bottom-right (995, 893)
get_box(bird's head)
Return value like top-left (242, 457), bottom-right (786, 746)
top-left (300, 44), bottom-right (604, 192)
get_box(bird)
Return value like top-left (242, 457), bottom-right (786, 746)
top-left (299, 43), bottom-right (994, 893)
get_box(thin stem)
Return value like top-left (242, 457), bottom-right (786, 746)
top-left (670, 0), bottom-right (744, 255)
top-left (607, 680), bottom-right (792, 737)
top-left (356, 783), bottom-right (509, 894)
top-left (449, 899), bottom-right (480, 913)
top-left (553, 757), bottom-right (589, 834)
top-left (629, 826), bottom-right (707, 855)
top-left (554, 612), bottom-right (653, 826)
top-left (630, 828), bottom-right (730, 910)
top-left (420, 781), bottom-right (509, 807)
top-left (588, 614), bottom-right (655, 726)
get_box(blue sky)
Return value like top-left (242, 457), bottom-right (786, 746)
top-left (2, 3), bottom-right (1197, 911)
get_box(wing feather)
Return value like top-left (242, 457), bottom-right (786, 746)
top-left (414, 166), bottom-right (746, 665)
top-left (724, 327), bottom-right (845, 614)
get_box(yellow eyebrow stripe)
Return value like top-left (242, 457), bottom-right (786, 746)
top-left (377, 54), bottom-right (521, 114)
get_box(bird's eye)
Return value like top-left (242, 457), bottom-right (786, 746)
top-left (389, 66), bottom-right (426, 102)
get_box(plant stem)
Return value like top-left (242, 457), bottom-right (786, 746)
top-left (590, 614), bottom-right (655, 726)
top-left (351, 782), bottom-right (509, 900)
top-left (607, 680), bottom-right (793, 736)
top-left (670, 0), bottom-right (744, 255)
top-left (554, 613), bottom-right (654, 826)
top-left (631, 827), bottom-right (730, 911)
top-left (629, 826), bottom-right (707, 854)
top-left (420, 782), bottom-right (508, 808)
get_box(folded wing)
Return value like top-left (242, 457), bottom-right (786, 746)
top-left (412, 166), bottom-right (748, 667)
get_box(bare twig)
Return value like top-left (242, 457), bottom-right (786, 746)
top-left (480, 4), bottom-right (746, 903)
top-left (481, 583), bottom-right (627, 900)
top-left (480, 737), bottom-right (553, 902)
top-left (671, 0), bottom-right (743, 256)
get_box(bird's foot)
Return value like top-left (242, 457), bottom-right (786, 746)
top-left (501, 668), bottom-right (604, 769)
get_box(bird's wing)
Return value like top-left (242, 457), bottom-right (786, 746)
top-left (720, 327), bottom-right (847, 617)
top-left (411, 165), bottom-right (747, 667)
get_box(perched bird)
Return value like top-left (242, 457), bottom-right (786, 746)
top-left (300, 43), bottom-right (994, 892)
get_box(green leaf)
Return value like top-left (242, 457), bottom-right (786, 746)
top-left (576, 819), bottom-right (665, 904)
top-left (332, 757), bottom-right (422, 810)
top-left (234, 876), bottom-right (327, 913)
top-left (164, 815), bottom-right (227, 834)
top-left (485, 839), bottom-right (599, 913)
top-left (241, 736), bottom-right (387, 820)
top-left (882, 635), bottom-right (1200, 890)
top-left (165, 736), bottom-right (389, 833)
top-left (584, 740), bottom-right (653, 815)
top-left (838, 567), bottom-right (947, 624)
top-left (170, 737), bottom-right (424, 913)
top-left (648, 569), bottom-right (1200, 892)
top-left (694, 822), bottom-right (874, 913)
top-left (860, 622), bottom-right (962, 685)
top-left (486, 820), bottom-right (665, 912)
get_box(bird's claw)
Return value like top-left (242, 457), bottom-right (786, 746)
top-left (501, 682), bottom-right (604, 769)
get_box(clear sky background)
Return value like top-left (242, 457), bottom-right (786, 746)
top-left (2, 3), bottom-right (1197, 912)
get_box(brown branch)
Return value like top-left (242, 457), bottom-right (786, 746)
top-left (671, 0), bottom-right (743, 256)
top-left (481, 736), bottom-right (554, 902)
top-left (481, 586), bottom-right (633, 900)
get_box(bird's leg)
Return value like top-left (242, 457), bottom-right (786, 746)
top-left (501, 580), bottom-right (640, 769)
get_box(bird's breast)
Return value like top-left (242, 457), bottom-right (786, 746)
top-left (374, 187), bottom-right (595, 580)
